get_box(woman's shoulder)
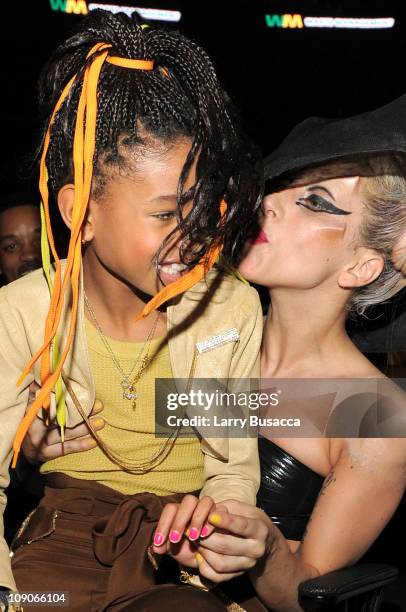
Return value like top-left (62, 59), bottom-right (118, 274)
top-left (326, 366), bottom-right (406, 444)
top-left (332, 436), bottom-right (406, 478)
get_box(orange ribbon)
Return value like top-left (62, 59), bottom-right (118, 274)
top-left (13, 45), bottom-right (227, 467)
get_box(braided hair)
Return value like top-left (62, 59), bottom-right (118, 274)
top-left (38, 9), bottom-right (263, 265)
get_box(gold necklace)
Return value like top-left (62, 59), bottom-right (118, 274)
top-left (84, 293), bottom-right (159, 409)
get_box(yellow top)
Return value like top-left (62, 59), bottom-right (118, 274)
top-left (41, 319), bottom-right (204, 495)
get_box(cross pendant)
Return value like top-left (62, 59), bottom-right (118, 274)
top-left (123, 389), bottom-right (138, 401)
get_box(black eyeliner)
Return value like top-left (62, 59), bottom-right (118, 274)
top-left (297, 194), bottom-right (351, 216)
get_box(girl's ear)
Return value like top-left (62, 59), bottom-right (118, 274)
top-left (338, 247), bottom-right (384, 289)
top-left (57, 184), bottom-right (95, 242)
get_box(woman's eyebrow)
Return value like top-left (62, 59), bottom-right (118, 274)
top-left (307, 185), bottom-right (335, 200)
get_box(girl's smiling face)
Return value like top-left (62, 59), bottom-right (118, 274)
top-left (239, 176), bottom-right (371, 292)
top-left (76, 138), bottom-right (195, 297)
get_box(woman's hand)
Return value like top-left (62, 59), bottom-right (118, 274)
top-left (21, 382), bottom-right (105, 464)
top-left (195, 500), bottom-right (275, 583)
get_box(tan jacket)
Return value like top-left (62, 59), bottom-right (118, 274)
top-left (0, 263), bottom-right (262, 589)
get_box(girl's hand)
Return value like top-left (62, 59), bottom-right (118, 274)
top-left (152, 494), bottom-right (217, 566)
top-left (21, 382), bottom-right (105, 463)
top-left (195, 500), bottom-right (275, 583)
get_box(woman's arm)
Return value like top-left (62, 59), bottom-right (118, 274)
top-left (294, 439), bottom-right (405, 572)
top-left (196, 501), bottom-right (318, 611)
top-left (197, 438), bottom-right (406, 611)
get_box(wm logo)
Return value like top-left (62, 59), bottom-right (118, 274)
top-left (265, 14), bottom-right (304, 29)
top-left (49, 0), bottom-right (88, 15)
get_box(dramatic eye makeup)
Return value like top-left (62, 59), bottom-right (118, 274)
top-left (296, 186), bottom-right (351, 216)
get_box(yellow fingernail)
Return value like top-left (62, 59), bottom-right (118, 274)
top-left (92, 418), bottom-right (104, 427)
top-left (195, 552), bottom-right (204, 565)
top-left (88, 438), bottom-right (98, 448)
top-left (209, 513), bottom-right (222, 526)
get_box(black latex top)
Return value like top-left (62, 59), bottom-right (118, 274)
top-left (257, 437), bottom-right (324, 541)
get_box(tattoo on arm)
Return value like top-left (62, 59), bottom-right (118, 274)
top-left (302, 471), bottom-right (336, 542)
top-left (320, 471), bottom-right (336, 496)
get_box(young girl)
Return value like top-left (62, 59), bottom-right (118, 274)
top-left (0, 10), bottom-right (263, 610)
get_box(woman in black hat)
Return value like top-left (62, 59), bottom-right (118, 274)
top-left (181, 102), bottom-right (406, 610)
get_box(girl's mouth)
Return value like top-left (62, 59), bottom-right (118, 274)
top-left (158, 261), bottom-right (189, 283)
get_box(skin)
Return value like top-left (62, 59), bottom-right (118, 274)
top-left (58, 138), bottom-right (196, 342)
top-left (22, 382), bottom-right (105, 462)
top-left (0, 204), bottom-right (42, 283)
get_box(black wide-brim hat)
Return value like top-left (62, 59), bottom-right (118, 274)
top-left (264, 93), bottom-right (406, 187)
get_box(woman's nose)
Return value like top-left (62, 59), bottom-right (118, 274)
top-left (263, 206), bottom-right (276, 220)
top-left (261, 195), bottom-right (278, 222)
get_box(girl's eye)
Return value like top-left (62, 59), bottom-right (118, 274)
top-left (296, 194), bottom-right (351, 216)
top-left (152, 212), bottom-right (177, 221)
top-left (4, 243), bottom-right (17, 253)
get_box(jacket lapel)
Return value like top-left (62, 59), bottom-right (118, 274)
top-left (167, 270), bottom-right (240, 460)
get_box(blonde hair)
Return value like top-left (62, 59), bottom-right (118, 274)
top-left (352, 160), bottom-right (406, 314)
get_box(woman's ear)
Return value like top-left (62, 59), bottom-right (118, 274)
top-left (57, 184), bottom-right (95, 242)
top-left (338, 248), bottom-right (384, 289)
top-left (392, 232), bottom-right (406, 276)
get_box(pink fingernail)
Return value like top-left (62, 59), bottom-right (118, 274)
top-left (169, 530), bottom-right (181, 543)
top-left (188, 527), bottom-right (199, 541)
top-left (200, 525), bottom-right (210, 537)
top-left (153, 532), bottom-right (164, 546)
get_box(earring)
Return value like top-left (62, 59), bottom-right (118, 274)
top-left (81, 238), bottom-right (87, 245)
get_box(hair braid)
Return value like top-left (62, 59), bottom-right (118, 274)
top-left (36, 9), bottom-right (262, 265)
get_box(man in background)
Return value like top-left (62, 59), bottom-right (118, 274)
top-left (0, 179), bottom-right (41, 285)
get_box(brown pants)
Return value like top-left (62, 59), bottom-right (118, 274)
top-left (11, 474), bottom-right (226, 611)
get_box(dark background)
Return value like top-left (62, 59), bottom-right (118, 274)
top-left (2, 0), bottom-right (406, 174)
top-left (2, 1), bottom-right (406, 608)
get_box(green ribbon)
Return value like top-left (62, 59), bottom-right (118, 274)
top-left (40, 201), bottom-right (66, 437)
